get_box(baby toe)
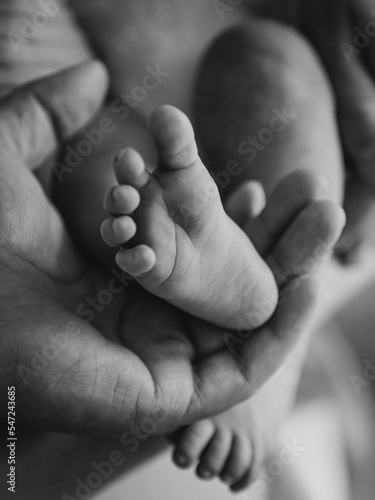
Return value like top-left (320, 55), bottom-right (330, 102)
top-left (149, 105), bottom-right (199, 172)
top-left (104, 185), bottom-right (140, 215)
top-left (173, 420), bottom-right (215, 470)
top-left (116, 245), bottom-right (156, 276)
top-left (114, 148), bottom-right (150, 189)
top-left (220, 434), bottom-right (253, 488)
top-left (100, 216), bottom-right (136, 248)
top-left (196, 427), bottom-right (232, 480)
top-left (230, 469), bottom-right (253, 493)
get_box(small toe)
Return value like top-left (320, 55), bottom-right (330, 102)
top-left (103, 185), bottom-right (141, 215)
top-left (196, 427), bottom-right (232, 480)
top-left (149, 105), bottom-right (199, 171)
top-left (173, 420), bottom-right (215, 470)
top-left (116, 245), bottom-right (156, 276)
top-left (220, 435), bottom-right (253, 488)
top-left (114, 148), bottom-right (150, 188)
top-left (100, 216), bottom-right (136, 248)
top-left (230, 469), bottom-right (254, 493)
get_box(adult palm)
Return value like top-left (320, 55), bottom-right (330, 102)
top-left (0, 62), bottom-right (341, 439)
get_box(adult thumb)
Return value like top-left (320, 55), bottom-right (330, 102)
top-left (0, 60), bottom-right (108, 170)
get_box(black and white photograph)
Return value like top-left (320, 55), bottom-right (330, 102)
top-left (1, 1), bottom-right (375, 499)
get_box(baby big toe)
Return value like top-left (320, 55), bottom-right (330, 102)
top-left (149, 105), bottom-right (199, 172)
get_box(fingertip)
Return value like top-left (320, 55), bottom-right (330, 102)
top-left (84, 59), bottom-right (110, 91)
top-left (225, 181), bottom-right (266, 225)
top-left (314, 200), bottom-right (347, 251)
top-left (336, 205), bottom-right (347, 231)
top-left (324, 201), bottom-right (346, 230)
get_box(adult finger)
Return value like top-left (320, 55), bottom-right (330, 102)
top-left (190, 276), bottom-right (319, 420)
top-left (0, 60), bottom-right (108, 170)
top-left (267, 200), bottom-right (346, 287)
top-left (335, 176), bottom-right (375, 263)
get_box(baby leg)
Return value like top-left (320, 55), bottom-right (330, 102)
top-left (194, 19), bottom-right (344, 204)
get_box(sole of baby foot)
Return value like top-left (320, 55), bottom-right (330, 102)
top-left (101, 105), bottom-right (277, 330)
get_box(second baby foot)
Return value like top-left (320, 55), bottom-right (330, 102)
top-left (173, 400), bottom-right (258, 492)
top-left (101, 105), bottom-right (277, 330)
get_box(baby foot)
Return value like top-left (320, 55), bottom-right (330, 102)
top-left (101, 105), bottom-right (277, 330)
top-left (172, 400), bottom-right (258, 492)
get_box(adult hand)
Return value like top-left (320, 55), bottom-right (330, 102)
top-left (0, 62), bottom-right (340, 438)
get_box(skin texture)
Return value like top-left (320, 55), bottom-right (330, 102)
top-left (0, 62), bottom-right (343, 440)
top-left (0, 0), bottom-right (372, 498)
top-left (0, 61), bottom-right (344, 500)
top-left (52, 9), bottom-right (348, 493)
